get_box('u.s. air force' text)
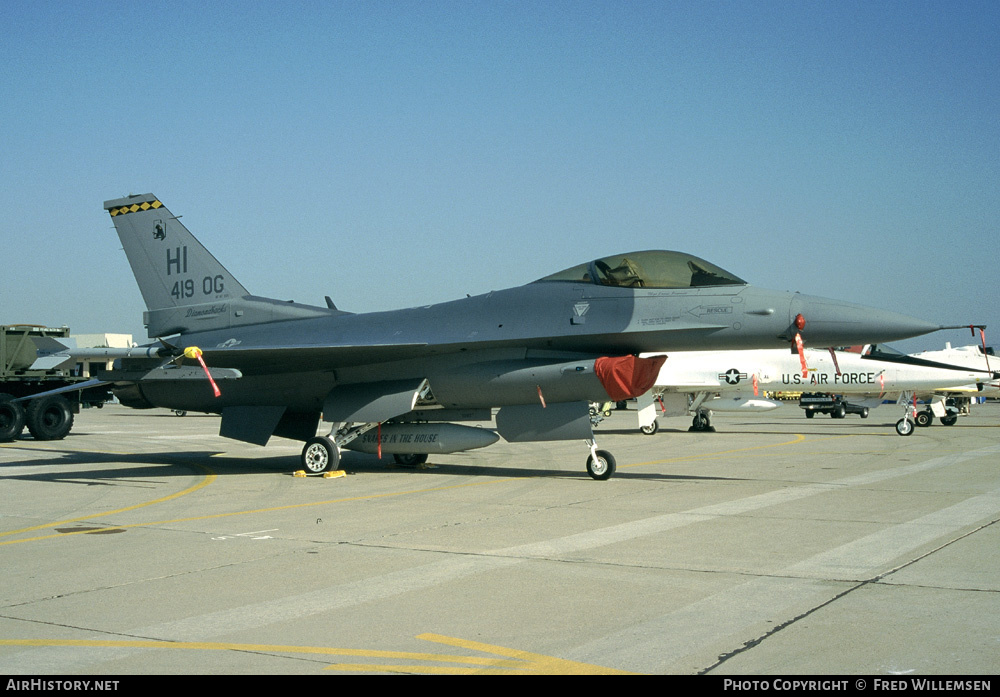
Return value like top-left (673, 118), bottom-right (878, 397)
top-left (782, 372), bottom-right (881, 385)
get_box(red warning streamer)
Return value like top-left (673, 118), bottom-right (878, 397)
top-left (794, 333), bottom-right (808, 379)
top-left (974, 326), bottom-right (991, 373)
top-left (828, 348), bottom-right (841, 376)
top-left (183, 347), bottom-right (221, 398)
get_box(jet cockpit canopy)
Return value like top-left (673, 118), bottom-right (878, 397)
top-left (535, 250), bottom-right (747, 289)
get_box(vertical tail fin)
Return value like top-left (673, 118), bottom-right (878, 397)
top-left (105, 194), bottom-right (330, 337)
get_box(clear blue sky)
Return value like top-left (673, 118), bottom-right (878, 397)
top-left (2, 0), bottom-right (997, 355)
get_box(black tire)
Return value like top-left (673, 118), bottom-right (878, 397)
top-left (640, 420), bottom-right (659, 436)
top-left (833, 404), bottom-right (846, 419)
top-left (805, 410), bottom-right (815, 419)
top-left (860, 408), bottom-right (869, 419)
top-left (586, 449), bottom-right (616, 480)
top-left (393, 453), bottom-right (428, 467)
top-left (940, 415), bottom-right (958, 426)
top-left (301, 436), bottom-right (340, 474)
top-left (895, 418), bottom-right (914, 437)
top-left (689, 412), bottom-right (715, 433)
top-left (25, 395), bottom-right (74, 441)
top-left (915, 411), bottom-right (932, 427)
top-left (0, 394), bottom-right (26, 442)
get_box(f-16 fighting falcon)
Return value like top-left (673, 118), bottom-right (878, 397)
top-left (7, 194), bottom-right (945, 479)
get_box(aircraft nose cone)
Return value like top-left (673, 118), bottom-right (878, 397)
top-left (791, 294), bottom-right (940, 346)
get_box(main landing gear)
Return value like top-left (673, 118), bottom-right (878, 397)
top-left (299, 422), bottom-right (380, 475)
top-left (893, 394), bottom-right (958, 436)
top-left (392, 453), bottom-right (429, 467)
top-left (301, 435), bottom-right (340, 474)
top-left (299, 425), bottom-right (621, 482)
top-left (915, 408), bottom-right (959, 428)
top-left (689, 410), bottom-right (715, 433)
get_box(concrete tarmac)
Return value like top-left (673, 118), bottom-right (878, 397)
top-left (1, 402), bottom-right (998, 675)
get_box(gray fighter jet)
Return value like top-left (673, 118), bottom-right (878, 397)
top-left (27, 194), bottom-right (942, 479)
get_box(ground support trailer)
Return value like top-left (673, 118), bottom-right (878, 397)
top-left (0, 325), bottom-right (113, 441)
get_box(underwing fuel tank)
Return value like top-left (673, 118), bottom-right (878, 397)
top-left (702, 395), bottom-right (782, 412)
top-left (343, 422), bottom-right (500, 455)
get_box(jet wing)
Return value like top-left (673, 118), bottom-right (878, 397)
top-left (862, 349), bottom-right (998, 377)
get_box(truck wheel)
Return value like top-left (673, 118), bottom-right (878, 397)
top-left (25, 395), bottom-right (74, 441)
top-left (0, 394), bottom-right (26, 442)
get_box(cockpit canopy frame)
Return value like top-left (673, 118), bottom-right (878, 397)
top-left (534, 250), bottom-right (747, 289)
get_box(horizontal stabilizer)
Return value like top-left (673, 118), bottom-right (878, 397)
top-left (220, 407), bottom-right (320, 445)
top-left (220, 406), bottom-right (287, 446)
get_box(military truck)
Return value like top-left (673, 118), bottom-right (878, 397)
top-left (799, 392), bottom-right (870, 419)
top-left (0, 325), bottom-right (113, 441)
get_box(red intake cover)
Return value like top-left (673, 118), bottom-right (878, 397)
top-left (594, 355), bottom-right (667, 401)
